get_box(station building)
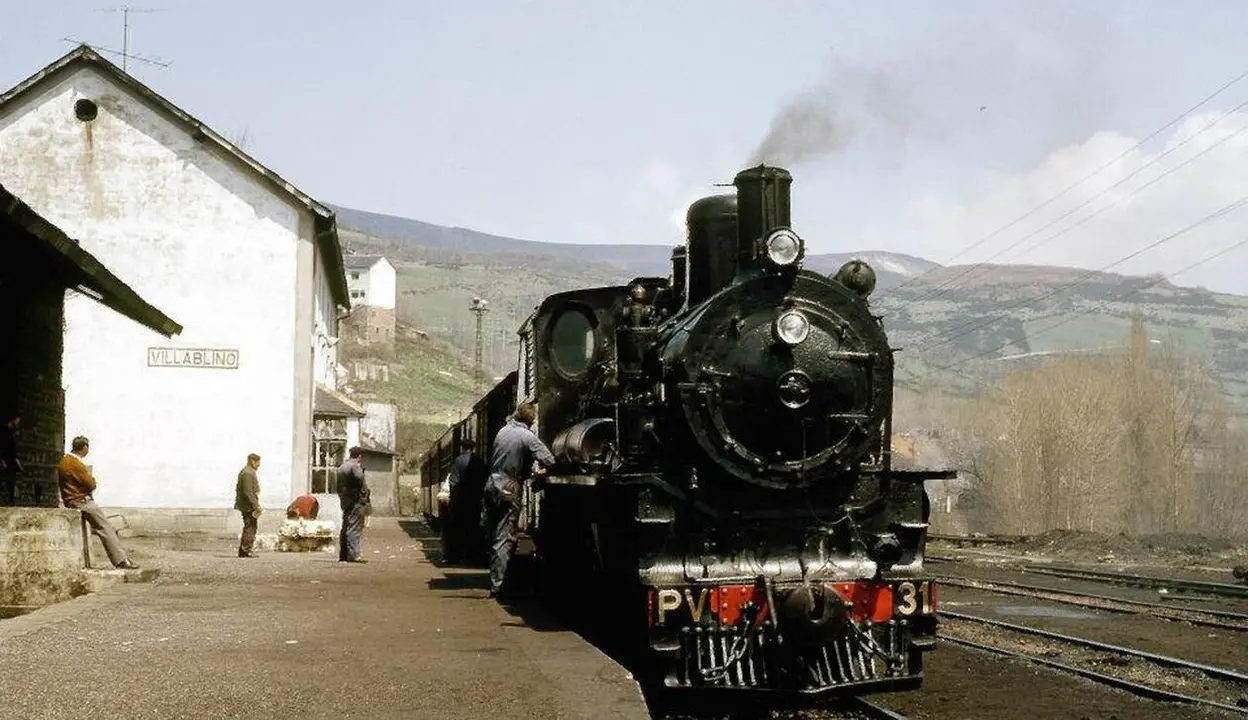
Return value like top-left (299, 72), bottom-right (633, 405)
top-left (0, 46), bottom-right (352, 531)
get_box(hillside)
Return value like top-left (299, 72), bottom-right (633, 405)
top-left (339, 327), bottom-right (481, 463)
top-left (333, 207), bottom-right (1248, 426)
top-left (332, 205), bottom-right (937, 288)
top-left (875, 266), bottom-right (1248, 405)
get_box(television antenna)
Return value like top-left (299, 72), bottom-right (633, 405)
top-left (64, 5), bottom-right (171, 71)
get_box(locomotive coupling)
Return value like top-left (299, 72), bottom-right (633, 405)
top-left (776, 584), bottom-right (848, 646)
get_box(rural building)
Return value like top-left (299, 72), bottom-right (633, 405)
top-left (1, 180), bottom-right (178, 604)
top-left (0, 46), bottom-right (351, 529)
top-left (1, 179), bottom-right (181, 505)
top-left (307, 391), bottom-right (398, 516)
top-left (359, 401), bottom-right (398, 514)
top-left (311, 385), bottom-right (366, 495)
top-left (343, 255), bottom-right (396, 346)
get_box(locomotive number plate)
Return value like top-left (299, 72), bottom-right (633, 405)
top-left (893, 580), bottom-right (934, 617)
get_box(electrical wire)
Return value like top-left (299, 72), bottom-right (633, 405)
top-left (880, 65), bottom-right (1248, 299)
top-left (898, 99), bottom-right (1248, 305)
top-left (911, 191), bottom-right (1248, 353)
top-left (924, 235), bottom-right (1248, 374)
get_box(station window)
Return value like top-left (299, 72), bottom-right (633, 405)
top-left (311, 417), bottom-right (348, 493)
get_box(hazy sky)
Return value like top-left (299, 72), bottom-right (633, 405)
top-left (4, 1), bottom-right (1248, 293)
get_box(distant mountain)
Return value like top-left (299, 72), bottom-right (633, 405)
top-left (328, 204), bottom-right (938, 290)
top-left (329, 204), bottom-right (1248, 410)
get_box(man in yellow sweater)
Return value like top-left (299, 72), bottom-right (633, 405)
top-left (56, 435), bottom-right (138, 569)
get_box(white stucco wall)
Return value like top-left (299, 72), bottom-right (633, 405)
top-left (0, 66), bottom-right (325, 509)
top-left (345, 259), bottom-right (395, 309)
top-left (367, 259), bottom-right (396, 310)
top-left (312, 248), bottom-right (340, 390)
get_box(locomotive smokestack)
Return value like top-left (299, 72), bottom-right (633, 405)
top-left (684, 194), bottom-right (738, 305)
top-left (734, 165), bottom-right (794, 269)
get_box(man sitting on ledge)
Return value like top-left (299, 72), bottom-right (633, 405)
top-left (56, 435), bottom-right (139, 570)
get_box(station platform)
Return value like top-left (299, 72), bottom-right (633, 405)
top-left (0, 518), bottom-right (649, 720)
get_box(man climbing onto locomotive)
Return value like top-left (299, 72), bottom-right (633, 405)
top-left (484, 403), bottom-right (554, 601)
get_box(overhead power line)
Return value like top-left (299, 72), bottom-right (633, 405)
top-left (881, 64), bottom-right (1248, 299)
top-left (913, 191), bottom-right (1248, 354)
top-left (927, 235), bottom-right (1248, 373)
top-left (902, 99), bottom-right (1248, 305)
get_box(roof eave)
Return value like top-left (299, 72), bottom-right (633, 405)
top-left (0, 45), bottom-right (351, 311)
top-left (1, 182), bottom-right (182, 337)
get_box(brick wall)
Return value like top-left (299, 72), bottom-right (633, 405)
top-left (1, 231), bottom-right (67, 508)
top-left (342, 306), bottom-right (395, 347)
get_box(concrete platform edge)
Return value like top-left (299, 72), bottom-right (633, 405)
top-left (0, 588), bottom-right (128, 644)
top-left (491, 602), bottom-right (651, 719)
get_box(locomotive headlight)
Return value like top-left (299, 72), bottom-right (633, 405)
top-left (764, 229), bottom-right (802, 267)
top-left (775, 310), bottom-right (810, 345)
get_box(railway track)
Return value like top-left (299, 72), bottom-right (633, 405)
top-left (651, 694), bottom-right (909, 720)
top-left (928, 533), bottom-right (1026, 547)
top-left (937, 574), bottom-right (1248, 631)
top-left (940, 610), bottom-right (1248, 715)
top-left (840, 696), bottom-right (909, 719)
top-left (1023, 564), bottom-right (1248, 600)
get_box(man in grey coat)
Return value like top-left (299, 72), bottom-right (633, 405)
top-left (484, 403), bottom-right (555, 600)
top-left (234, 453), bottom-right (262, 558)
top-left (337, 447), bottom-right (370, 563)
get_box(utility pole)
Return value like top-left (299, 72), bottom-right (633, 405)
top-left (470, 297), bottom-right (489, 393)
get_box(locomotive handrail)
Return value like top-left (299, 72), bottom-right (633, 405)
top-left (886, 470), bottom-right (959, 482)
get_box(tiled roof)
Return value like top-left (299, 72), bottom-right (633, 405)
top-left (344, 255), bottom-right (384, 270)
top-left (313, 384), bottom-right (366, 417)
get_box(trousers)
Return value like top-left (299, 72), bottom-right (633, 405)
top-left (446, 480), bottom-right (486, 564)
top-left (71, 498), bottom-right (129, 567)
top-left (484, 474), bottom-right (520, 595)
top-left (339, 502), bottom-right (366, 561)
top-left (0, 468), bottom-right (15, 506)
top-left (238, 512), bottom-right (258, 555)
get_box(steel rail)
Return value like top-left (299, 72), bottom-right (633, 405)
top-left (940, 610), bottom-right (1248, 684)
top-left (937, 574), bottom-right (1248, 630)
top-left (928, 533), bottom-right (1026, 546)
top-left (1023, 564), bottom-right (1248, 599)
top-left (940, 634), bottom-right (1248, 715)
top-left (843, 696), bottom-right (910, 720)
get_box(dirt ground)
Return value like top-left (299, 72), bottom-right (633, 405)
top-left (1002, 529), bottom-right (1248, 569)
top-left (870, 642), bottom-right (1245, 720)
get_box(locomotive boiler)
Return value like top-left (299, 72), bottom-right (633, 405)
top-left (421, 164), bottom-right (954, 701)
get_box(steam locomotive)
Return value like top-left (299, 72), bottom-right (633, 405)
top-left (421, 165), bottom-right (954, 700)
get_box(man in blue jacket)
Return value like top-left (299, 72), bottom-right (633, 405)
top-left (484, 403), bottom-right (554, 600)
top-left (337, 447), bottom-right (371, 563)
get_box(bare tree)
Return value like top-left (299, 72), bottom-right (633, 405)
top-left (952, 312), bottom-right (1246, 538)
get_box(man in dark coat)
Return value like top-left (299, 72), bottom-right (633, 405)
top-left (444, 439), bottom-right (488, 565)
top-left (337, 447), bottom-right (370, 563)
top-left (0, 414), bottom-right (21, 506)
top-left (234, 453), bottom-right (262, 558)
top-left (484, 403), bottom-right (555, 600)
